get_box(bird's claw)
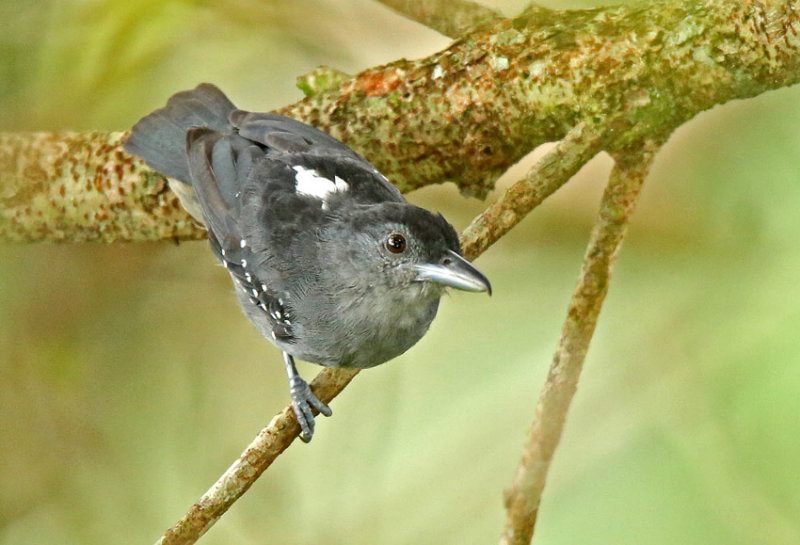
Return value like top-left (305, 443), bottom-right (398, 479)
top-left (289, 376), bottom-right (331, 442)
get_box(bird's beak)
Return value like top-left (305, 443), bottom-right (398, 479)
top-left (414, 250), bottom-right (492, 295)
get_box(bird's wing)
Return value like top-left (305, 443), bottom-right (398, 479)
top-left (229, 110), bottom-right (405, 205)
top-left (183, 106), bottom-right (411, 341)
top-left (185, 127), bottom-right (247, 248)
top-left (185, 110), bottom-right (406, 252)
top-left (207, 229), bottom-right (296, 343)
top-left (184, 128), bottom-right (293, 337)
top-left (230, 109), bottom-right (360, 158)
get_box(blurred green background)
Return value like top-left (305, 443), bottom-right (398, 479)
top-left (2, 1), bottom-right (800, 544)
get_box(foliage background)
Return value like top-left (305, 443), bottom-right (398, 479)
top-left (2, 0), bottom-right (800, 543)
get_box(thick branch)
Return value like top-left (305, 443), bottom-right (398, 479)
top-left (282, 0), bottom-right (799, 197)
top-left (499, 143), bottom-right (658, 545)
top-left (2, 0), bottom-right (799, 242)
top-left (375, 0), bottom-right (501, 38)
top-left (0, 131), bottom-right (204, 243)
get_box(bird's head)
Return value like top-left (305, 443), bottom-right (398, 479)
top-left (324, 203), bottom-right (491, 298)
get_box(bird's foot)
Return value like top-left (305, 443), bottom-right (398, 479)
top-left (288, 376), bottom-right (332, 442)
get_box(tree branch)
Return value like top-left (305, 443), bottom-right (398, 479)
top-left (374, 0), bottom-right (501, 38)
top-left (499, 143), bottom-right (659, 545)
top-left (0, 131), bottom-right (204, 243)
top-left (155, 368), bottom-right (360, 545)
top-left (3, 0), bottom-right (798, 242)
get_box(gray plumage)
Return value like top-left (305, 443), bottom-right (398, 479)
top-left (125, 83), bottom-right (491, 441)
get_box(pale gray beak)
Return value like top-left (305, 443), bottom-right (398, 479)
top-left (414, 250), bottom-right (492, 295)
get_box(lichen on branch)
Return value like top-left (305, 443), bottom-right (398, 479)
top-left (2, 0), bottom-right (798, 243)
top-left (0, 131), bottom-right (203, 243)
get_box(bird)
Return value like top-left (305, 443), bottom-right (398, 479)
top-left (124, 83), bottom-right (491, 442)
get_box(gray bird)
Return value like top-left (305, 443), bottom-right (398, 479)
top-left (124, 84), bottom-right (491, 441)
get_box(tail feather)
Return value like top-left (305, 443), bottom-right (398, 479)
top-left (124, 83), bottom-right (237, 183)
top-left (185, 128), bottom-right (241, 243)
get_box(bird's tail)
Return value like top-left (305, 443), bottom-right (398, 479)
top-left (124, 83), bottom-right (237, 184)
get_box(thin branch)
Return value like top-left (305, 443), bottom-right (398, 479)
top-left (155, 368), bottom-right (359, 545)
top-left (499, 143), bottom-right (659, 545)
top-left (374, 0), bottom-right (502, 38)
top-left (460, 121), bottom-right (602, 261)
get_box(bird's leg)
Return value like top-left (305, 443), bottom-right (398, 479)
top-left (283, 352), bottom-right (332, 442)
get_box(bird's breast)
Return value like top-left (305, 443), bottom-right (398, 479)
top-left (293, 284), bottom-right (442, 369)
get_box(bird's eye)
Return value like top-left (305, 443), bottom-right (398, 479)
top-left (385, 233), bottom-right (406, 254)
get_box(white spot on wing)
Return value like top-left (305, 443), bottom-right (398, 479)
top-left (292, 165), bottom-right (348, 209)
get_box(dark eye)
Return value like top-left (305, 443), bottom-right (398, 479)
top-left (385, 233), bottom-right (406, 254)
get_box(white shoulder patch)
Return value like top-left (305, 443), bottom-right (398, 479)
top-left (292, 165), bottom-right (349, 209)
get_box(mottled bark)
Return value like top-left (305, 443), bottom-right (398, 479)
top-left (0, 132), bottom-right (203, 243)
top-left (280, 0), bottom-right (800, 197)
top-left (2, 0), bottom-right (798, 242)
